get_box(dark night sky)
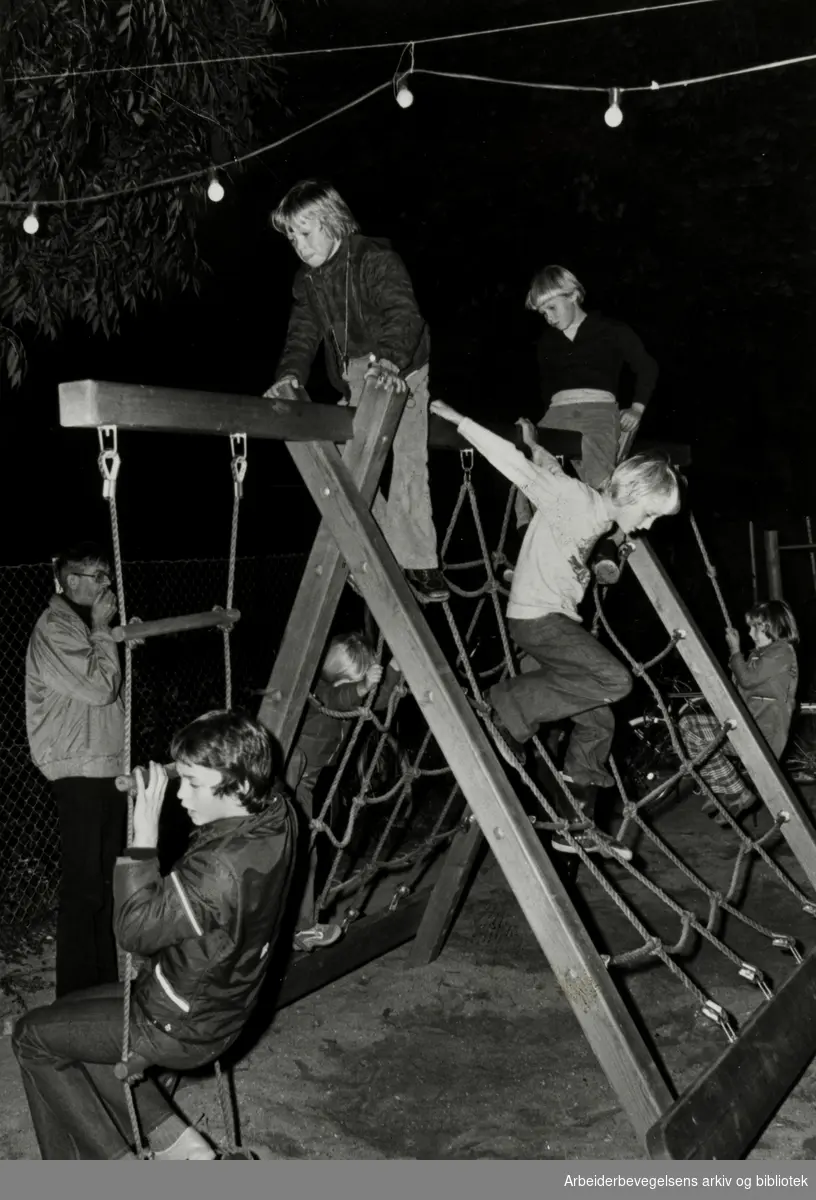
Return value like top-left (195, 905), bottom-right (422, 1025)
top-left (4, 0), bottom-right (816, 563)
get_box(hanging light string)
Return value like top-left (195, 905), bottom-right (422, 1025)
top-left (3, 79), bottom-right (392, 211)
top-left (410, 49), bottom-right (816, 96)
top-left (6, 0), bottom-right (723, 85)
top-left (393, 43), bottom-right (416, 108)
top-left (5, 35), bottom-right (815, 213)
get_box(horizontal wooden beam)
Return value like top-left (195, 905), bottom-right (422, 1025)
top-left (647, 950), bottom-right (816, 1160)
top-left (59, 380), bottom-right (354, 443)
top-left (116, 762), bottom-right (178, 794)
top-left (428, 415), bottom-right (691, 466)
top-left (111, 608), bottom-right (239, 643)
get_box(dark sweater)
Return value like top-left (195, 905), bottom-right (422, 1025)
top-left (275, 234), bottom-right (430, 397)
top-left (294, 665), bottom-right (402, 773)
top-left (536, 311), bottom-right (658, 414)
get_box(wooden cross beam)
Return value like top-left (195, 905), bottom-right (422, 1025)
top-left (59, 379), bottom-right (354, 442)
top-left (58, 379), bottom-right (690, 465)
top-left (287, 433), bottom-right (674, 1144)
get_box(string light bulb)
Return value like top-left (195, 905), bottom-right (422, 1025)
top-left (395, 76), bottom-right (414, 108)
top-left (22, 204), bottom-right (39, 235)
top-left (604, 88), bottom-right (623, 128)
top-left (207, 171), bottom-right (225, 203)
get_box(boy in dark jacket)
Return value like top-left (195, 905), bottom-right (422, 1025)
top-left (265, 178), bottom-right (447, 602)
top-left (13, 710), bottom-right (296, 1160)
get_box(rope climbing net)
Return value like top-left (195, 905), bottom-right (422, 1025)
top-left (420, 452), bottom-right (816, 1048)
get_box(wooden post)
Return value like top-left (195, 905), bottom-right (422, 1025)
top-left (408, 817), bottom-right (485, 967)
top-left (764, 529), bottom-right (783, 599)
top-left (626, 537), bottom-right (816, 888)
top-left (288, 436), bottom-right (674, 1144)
top-left (806, 516), bottom-right (816, 598)
top-left (256, 383), bottom-right (406, 757)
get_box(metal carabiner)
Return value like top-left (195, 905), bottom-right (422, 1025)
top-left (229, 433), bottom-right (248, 498)
top-left (97, 426), bottom-right (121, 500)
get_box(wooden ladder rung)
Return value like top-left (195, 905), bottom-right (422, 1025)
top-left (115, 763), bottom-right (179, 794)
top-left (646, 949), bottom-right (816, 1160)
top-left (112, 607), bottom-right (240, 643)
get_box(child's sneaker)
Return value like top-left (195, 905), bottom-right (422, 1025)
top-left (293, 923), bottom-right (343, 952)
top-left (550, 829), bottom-right (633, 861)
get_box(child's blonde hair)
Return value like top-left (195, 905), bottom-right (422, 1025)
top-left (525, 265), bottom-right (585, 312)
top-left (746, 599), bottom-right (799, 645)
top-left (321, 633), bottom-right (375, 686)
top-left (270, 179), bottom-right (359, 242)
top-left (604, 453), bottom-right (682, 515)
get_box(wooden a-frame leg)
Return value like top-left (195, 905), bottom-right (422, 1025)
top-left (256, 384), bottom-right (406, 758)
top-left (627, 537), bottom-right (816, 889)
top-left (408, 816), bottom-right (485, 967)
top-left (288, 435), bottom-right (674, 1147)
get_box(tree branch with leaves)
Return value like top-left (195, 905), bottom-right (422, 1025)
top-left (0, 0), bottom-right (296, 385)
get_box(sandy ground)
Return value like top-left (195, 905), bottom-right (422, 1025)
top-left (2, 789), bottom-right (816, 1162)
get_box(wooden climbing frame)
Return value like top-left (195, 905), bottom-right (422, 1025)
top-left (60, 375), bottom-right (816, 1159)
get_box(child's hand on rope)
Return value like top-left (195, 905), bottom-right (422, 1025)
top-left (430, 399), bottom-right (462, 425)
top-left (365, 355), bottom-right (407, 394)
top-left (725, 626), bottom-right (741, 655)
top-left (365, 664), bottom-right (384, 691)
top-left (131, 760), bottom-right (169, 849)
top-left (619, 405), bottom-right (644, 433)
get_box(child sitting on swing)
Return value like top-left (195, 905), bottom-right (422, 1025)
top-left (12, 710), bottom-right (296, 1160)
top-left (679, 599), bottom-right (799, 822)
top-left (287, 632), bottom-right (402, 951)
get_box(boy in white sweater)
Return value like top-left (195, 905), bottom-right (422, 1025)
top-left (431, 401), bottom-right (681, 853)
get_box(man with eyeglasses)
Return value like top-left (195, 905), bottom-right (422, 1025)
top-left (25, 542), bottom-right (126, 997)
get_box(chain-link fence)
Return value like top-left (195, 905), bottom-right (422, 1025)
top-left (0, 554), bottom-right (307, 934)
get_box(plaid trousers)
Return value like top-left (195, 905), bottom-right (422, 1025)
top-left (678, 711), bottom-right (748, 799)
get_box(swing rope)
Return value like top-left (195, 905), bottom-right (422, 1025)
top-left (688, 509), bottom-right (736, 632)
top-left (223, 434), bottom-right (247, 711)
top-left (98, 427), bottom-right (150, 1159)
top-left (105, 429), bottom-right (247, 1160)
